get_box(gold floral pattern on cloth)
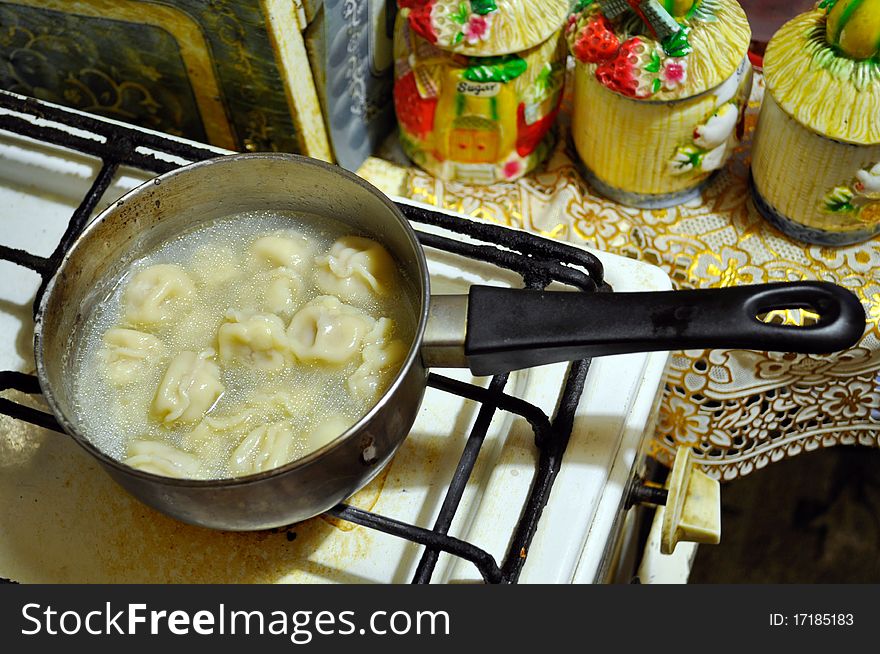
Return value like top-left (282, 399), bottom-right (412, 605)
top-left (401, 77), bottom-right (880, 480)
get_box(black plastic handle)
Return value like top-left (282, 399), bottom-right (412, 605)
top-left (464, 282), bottom-right (866, 376)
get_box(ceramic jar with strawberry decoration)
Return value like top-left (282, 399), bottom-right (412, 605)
top-left (393, 0), bottom-right (569, 184)
top-left (750, 2), bottom-right (880, 246)
top-left (567, 0), bottom-right (752, 208)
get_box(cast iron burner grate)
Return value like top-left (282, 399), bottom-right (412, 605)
top-left (0, 90), bottom-right (608, 584)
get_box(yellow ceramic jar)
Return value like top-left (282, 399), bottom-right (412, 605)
top-left (750, 6), bottom-right (880, 246)
top-left (567, 0), bottom-right (752, 208)
top-left (393, 0), bottom-right (569, 184)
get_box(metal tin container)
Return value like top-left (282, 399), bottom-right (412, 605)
top-left (0, 0), bottom-right (397, 171)
top-left (567, 0), bottom-right (752, 208)
top-left (750, 6), bottom-right (880, 246)
top-left (392, 0), bottom-right (569, 184)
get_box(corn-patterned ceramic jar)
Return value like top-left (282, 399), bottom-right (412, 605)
top-left (567, 0), bottom-right (752, 208)
top-left (750, 3), bottom-right (880, 246)
top-left (393, 0), bottom-right (569, 184)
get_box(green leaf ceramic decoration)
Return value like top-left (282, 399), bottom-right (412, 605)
top-left (566, 0), bottom-right (751, 208)
top-left (470, 0), bottom-right (498, 15)
top-left (462, 56), bottom-right (528, 83)
top-left (750, 4), bottom-right (880, 245)
top-left (661, 26), bottom-right (693, 58)
top-left (823, 187), bottom-right (857, 214)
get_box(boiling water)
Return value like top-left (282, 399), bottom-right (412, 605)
top-left (71, 210), bottom-right (417, 478)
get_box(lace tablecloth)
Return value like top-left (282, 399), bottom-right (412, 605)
top-left (359, 75), bottom-right (880, 480)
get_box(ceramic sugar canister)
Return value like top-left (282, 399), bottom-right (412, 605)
top-left (750, 1), bottom-right (880, 246)
top-left (567, 0), bottom-right (752, 208)
top-left (393, 1), bottom-right (569, 184)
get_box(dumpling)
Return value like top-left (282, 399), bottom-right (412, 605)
top-left (151, 350), bottom-right (224, 424)
top-left (123, 264), bottom-right (195, 327)
top-left (189, 245), bottom-right (241, 288)
top-left (180, 410), bottom-right (257, 470)
top-left (218, 311), bottom-right (291, 371)
top-left (315, 236), bottom-right (397, 304)
top-left (250, 234), bottom-right (312, 274)
top-left (181, 388), bottom-right (315, 472)
top-left (308, 415), bottom-right (354, 451)
top-left (260, 267), bottom-right (305, 317)
top-left (348, 318), bottom-right (408, 399)
top-left (287, 296), bottom-right (374, 364)
top-left (124, 439), bottom-right (205, 478)
top-left (246, 388), bottom-right (313, 418)
top-left (100, 327), bottom-right (165, 386)
top-left (229, 421), bottom-right (306, 476)
top-left (201, 409), bottom-right (259, 432)
top-left (181, 407), bottom-right (269, 464)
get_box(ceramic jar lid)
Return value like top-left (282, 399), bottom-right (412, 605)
top-left (396, 0), bottom-right (570, 56)
top-left (763, 3), bottom-right (880, 145)
top-left (566, 0), bottom-right (750, 101)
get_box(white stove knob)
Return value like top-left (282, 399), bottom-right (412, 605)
top-left (660, 446), bottom-right (721, 555)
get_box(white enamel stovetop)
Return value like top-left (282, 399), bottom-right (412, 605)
top-left (0, 102), bottom-right (671, 583)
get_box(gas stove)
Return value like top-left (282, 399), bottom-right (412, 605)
top-left (0, 90), bottom-right (671, 583)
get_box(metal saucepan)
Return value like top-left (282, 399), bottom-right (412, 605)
top-left (34, 153), bottom-right (866, 530)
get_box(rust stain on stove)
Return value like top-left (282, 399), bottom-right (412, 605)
top-left (320, 465), bottom-right (392, 532)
